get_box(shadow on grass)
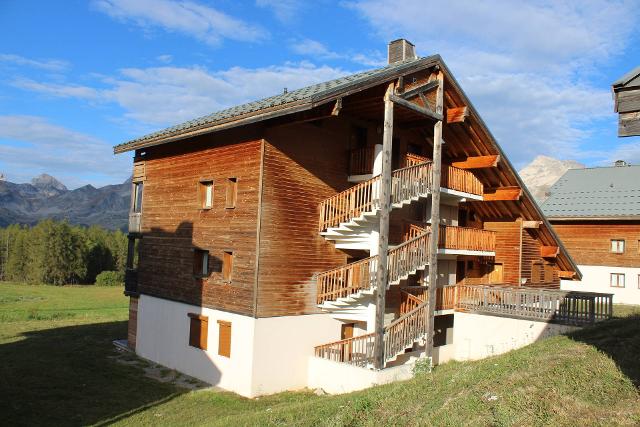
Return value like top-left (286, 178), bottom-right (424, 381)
top-left (568, 314), bottom-right (640, 387)
top-left (0, 321), bottom-right (184, 426)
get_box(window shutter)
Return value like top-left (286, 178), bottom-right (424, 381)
top-left (188, 314), bottom-right (208, 350)
top-left (223, 251), bottom-right (233, 281)
top-left (225, 178), bottom-right (237, 208)
top-left (218, 320), bottom-right (231, 357)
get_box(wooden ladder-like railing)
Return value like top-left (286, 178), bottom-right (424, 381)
top-left (314, 300), bottom-right (429, 367)
top-left (317, 232), bottom-right (431, 304)
top-left (319, 162), bottom-right (433, 232)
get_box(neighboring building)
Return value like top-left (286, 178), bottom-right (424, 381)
top-left (542, 163), bottom-right (640, 305)
top-left (116, 40), bottom-right (610, 397)
top-left (613, 66), bottom-right (640, 137)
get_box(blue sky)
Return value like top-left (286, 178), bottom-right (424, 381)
top-left (0, 0), bottom-right (639, 189)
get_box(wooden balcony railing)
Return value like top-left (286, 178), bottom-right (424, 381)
top-left (349, 146), bottom-right (376, 176)
top-left (441, 165), bottom-right (483, 196)
top-left (439, 225), bottom-right (496, 252)
top-left (317, 257), bottom-right (378, 304)
top-left (388, 232), bottom-right (430, 285)
top-left (403, 223), bottom-right (496, 253)
top-left (314, 332), bottom-right (375, 367)
top-left (400, 285), bottom-right (456, 315)
top-left (129, 212), bottom-right (141, 234)
top-left (456, 285), bottom-right (613, 325)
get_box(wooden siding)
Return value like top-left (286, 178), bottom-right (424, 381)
top-left (256, 120), bottom-right (352, 317)
top-left (136, 131), bottom-right (262, 316)
top-left (521, 228), bottom-right (559, 288)
top-left (551, 221), bottom-right (640, 268)
top-left (484, 221), bottom-right (522, 285)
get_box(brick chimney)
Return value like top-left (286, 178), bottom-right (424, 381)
top-left (388, 39), bottom-right (417, 64)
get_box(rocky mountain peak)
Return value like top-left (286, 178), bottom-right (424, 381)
top-left (519, 155), bottom-right (585, 202)
top-left (31, 174), bottom-right (68, 197)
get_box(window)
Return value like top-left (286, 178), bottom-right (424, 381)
top-left (225, 178), bottom-right (237, 209)
top-left (217, 320), bottom-right (231, 357)
top-left (132, 182), bottom-right (143, 213)
top-left (193, 249), bottom-right (209, 277)
top-left (611, 239), bottom-right (625, 253)
top-left (610, 273), bottom-right (625, 288)
top-left (223, 251), bottom-right (233, 282)
top-left (188, 313), bottom-right (208, 350)
top-left (199, 180), bottom-right (213, 209)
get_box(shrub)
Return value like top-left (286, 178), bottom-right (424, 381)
top-left (95, 270), bottom-right (124, 287)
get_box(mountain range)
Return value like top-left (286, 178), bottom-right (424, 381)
top-left (0, 156), bottom-right (585, 230)
top-left (0, 174), bottom-right (131, 230)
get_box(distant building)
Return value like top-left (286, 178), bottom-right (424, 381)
top-left (612, 66), bottom-right (640, 137)
top-left (542, 163), bottom-right (640, 305)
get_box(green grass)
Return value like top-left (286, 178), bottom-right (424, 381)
top-left (1, 283), bottom-right (639, 426)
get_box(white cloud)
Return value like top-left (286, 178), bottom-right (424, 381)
top-left (12, 78), bottom-right (100, 100)
top-left (0, 115), bottom-right (130, 188)
top-left (0, 54), bottom-right (69, 72)
top-left (256, 0), bottom-right (300, 21)
top-left (290, 38), bottom-right (386, 67)
top-left (156, 54), bottom-right (173, 64)
top-left (348, 0), bottom-right (639, 166)
top-left (93, 0), bottom-right (268, 45)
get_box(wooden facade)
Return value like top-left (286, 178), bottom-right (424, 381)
top-left (613, 67), bottom-right (640, 137)
top-left (119, 53), bottom-right (578, 322)
top-left (550, 221), bottom-right (640, 268)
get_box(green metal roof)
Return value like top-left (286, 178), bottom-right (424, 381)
top-left (541, 165), bottom-right (640, 219)
top-left (114, 56), bottom-right (439, 153)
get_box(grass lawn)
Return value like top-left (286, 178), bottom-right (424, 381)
top-left (1, 282), bottom-right (639, 426)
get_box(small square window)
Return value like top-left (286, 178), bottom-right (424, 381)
top-left (225, 178), bottom-right (237, 209)
top-left (610, 273), bottom-right (625, 288)
top-left (188, 313), bottom-right (208, 350)
top-left (223, 251), bottom-right (233, 282)
top-left (611, 239), bottom-right (625, 253)
top-left (199, 180), bottom-right (214, 209)
top-left (194, 249), bottom-right (209, 277)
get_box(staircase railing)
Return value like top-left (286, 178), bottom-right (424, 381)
top-left (400, 285), bottom-right (457, 314)
top-left (317, 231), bottom-right (431, 304)
top-left (314, 300), bottom-right (429, 367)
top-left (388, 232), bottom-right (431, 284)
top-left (319, 176), bottom-right (381, 232)
top-left (316, 257), bottom-right (378, 304)
top-left (384, 301), bottom-right (429, 362)
top-left (391, 162), bottom-right (432, 206)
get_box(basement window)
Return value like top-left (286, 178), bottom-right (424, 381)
top-left (225, 178), bottom-right (237, 209)
top-left (217, 320), bottom-right (231, 358)
top-left (222, 251), bottom-right (233, 282)
top-left (199, 180), bottom-right (214, 209)
top-left (188, 313), bottom-right (208, 350)
top-left (193, 249), bottom-right (209, 278)
top-left (610, 273), bottom-right (625, 288)
top-left (611, 239), bottom-right (625, 253)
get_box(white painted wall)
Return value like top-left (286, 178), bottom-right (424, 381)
top-left (561, 264), bottom-right (640, 305)
top-left (136, 294), bottom-right (342, 397)
top-left (307, 356), bottom-right (416, 394)
top-left (450, 312), bottom-right (577, 362)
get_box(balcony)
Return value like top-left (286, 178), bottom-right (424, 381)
top-left (403, 223), bottom-right (496, 255)
top-left (128, 212), bottom-right (141, 234)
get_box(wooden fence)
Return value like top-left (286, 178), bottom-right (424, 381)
top-left (349, 146), bottom-right (376, 176)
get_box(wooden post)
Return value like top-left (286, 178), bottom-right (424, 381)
top-left (426, 70), bottom-right (444, 361)
top-left (373, 82), bottom-right (395, 370)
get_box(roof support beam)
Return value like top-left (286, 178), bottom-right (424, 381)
top-left (483, 186), bottom-right (522, 201)
top-left (540, 245), bottom-right (559, 258)
top-left (522, 220), bottom-right (542, 229)
top-left (399, 80), bottom-right (439, 100)
top-left (558, 270), bottom-right (576, 279)
top-left (452, 155), bottom-right (500, 169)
top-left (389, 93), bottom-right (443, 121)
top-left (446, 106), bottom-right (468, 123)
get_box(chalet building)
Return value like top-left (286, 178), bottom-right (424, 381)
top-left (116, 40), bottom-right (612, 397)
top-left (543, 163), bottom-right (640, 305)
top-left (613, 66), bottom-right (640, 137)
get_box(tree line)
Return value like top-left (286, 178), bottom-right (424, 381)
top-left (0, 220), bottom-right (128, 285)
